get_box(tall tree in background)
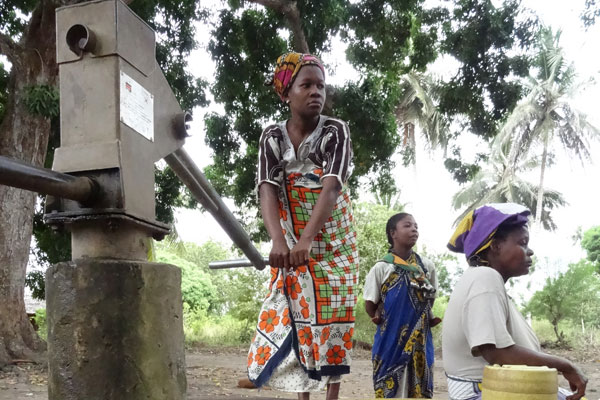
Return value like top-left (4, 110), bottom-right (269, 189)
top-left (493, 28), bottom-right (599, 228)
top-left (0, 0), bottom-right (207, 366)
top-left (451, 141), bottom-right (566, 229)
top-left (346, 0), bottom-right (537, 182)
top-left (582, 0), bottom-right (600, 26)
top-left (204, 0), bottom-right (412, 212)
top-left (395, 72), bottom-right (449, 166)
top-left (204, 0), bottom-right (538, 214)
top-left (527, 261), bottom-right (600, 342)
top-left (581, 225), bottom-right (600, 268)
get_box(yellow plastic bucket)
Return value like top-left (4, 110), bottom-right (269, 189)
top-left (482, 365), bottom-right (558, 400)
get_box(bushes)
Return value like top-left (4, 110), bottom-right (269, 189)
top-left (526, 261), bottom-right (600, 343)
top-left (183, 304), bottom-right (254, 347)
top-left (532, 318), bottom-right (600, 354)
top-left (155, 238), bottom-right (267, 348)
top-left (432, 295), bottom-right (449, 349)
top-left (33, 309), bottom-right (47, 341)
top-left (157, 252), bottom-right (220, 313)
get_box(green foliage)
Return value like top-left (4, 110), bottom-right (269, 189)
top-left (444, 149), bottom-right (482, 184)
top-left (345, 0), bottom-right (442, 74)
top-left (419, 249), bottom-right (463, 296)
top-left (219, 268), bottom-right (268, 332)
top-left (33, 309), bottom-right (47, 341)
top-left (452, 134), bottom-right (568, 230)
top-left (154, 237), bottom-right (268, 339)
top-left (353, 202), bottom-right (400, 290)
top-left (489, 28), bottom-right (599, 226)
top-left (0, 0), bottom-right (37, 37)
top-left (156, 242), bottom-right (223, 312)
top-left (369, 171), bottom-right (403, 210)
top-left (23, 85), bottom-right (59, 118)
top-left (530, 318), bottom-right (558, 346)
top-left (332, 75), bottom-right (402, 181)
top-left (396, 72), bottom-right (451, 164)
top-left (180, 240), bottom-right (233, 269)
top-left (581, 225), bottom-right (600, 265)
top-left (204, 0), bottom-right (539, 207)
top-left (432, 294), bottom-right (448, 319)
top-left (439, 0), bottom-right (536, 139)
top-left (342, 0), bottom-right (537, 178)
top-left (582, 0), bottom-right (600, 27)
top-left (157, 239), bottom-right (268, 345)
top-left (24, 271), bottom-right (45, 301)
top-left (155, 166), bottom-right (198, 224)
top-left (204, 6), bottom-right (287, 208)
top-left (526, 261), bottom-right (600, 343)
top-left (532, 318), bottom-right (600, 353)
top-left (154, 238), bottom-right (269, 345)
top-left (431, 295), bottom-right (449, 349)
top-left (31, 199), bottom-right (71, 267)
top-left (433, 0), bottom-right (537, 180)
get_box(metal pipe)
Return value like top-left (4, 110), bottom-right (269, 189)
top-left (164, 148), bottom-right (267, 270)
top-left (0, 155), bottom-right (98, 203)
top-left (209, 257), bottom-right (270, 270)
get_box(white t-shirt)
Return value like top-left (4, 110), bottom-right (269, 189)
top-left (442, 267), bottom-right (541, 379)
top-left (363, 255), bottom-right (437, 304)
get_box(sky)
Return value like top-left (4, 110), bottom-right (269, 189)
top-left (175, 0), bottom-right (600, 297)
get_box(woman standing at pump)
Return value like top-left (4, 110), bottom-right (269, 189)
top-left (443, 203), bottom-right (587, 400)
top-left (363, 212), bottom-right (440, 398)
top-left (247, 53), bottom-right (359, 400)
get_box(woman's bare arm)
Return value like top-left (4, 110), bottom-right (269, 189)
top-left (365, 300), bottom-right (382, 325)
top-left (259, 183), bottom-right (289, 269)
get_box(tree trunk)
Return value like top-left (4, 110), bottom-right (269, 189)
top-left (0, 1), bottom-right (60, 367)
top-left (535, 133), bottom-right (549, 230)
top-left (249, 0), bottom-right (310, 53)
top-left (551, 318), bottom-right (562, 343)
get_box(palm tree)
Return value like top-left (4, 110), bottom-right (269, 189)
top-left (493, 28), bottom-right (600, 228)
top-left (370, 171), bottom-right (405, 211)
top-left (395, 72), bottom-right (449, 166)
top-left (452, 139), bottom-right (567, 230)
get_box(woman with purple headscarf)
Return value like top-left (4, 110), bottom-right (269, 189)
top-left (247, 52), bottom-right (359, 400)
top-left (442, 203), bottom-right (587, 400)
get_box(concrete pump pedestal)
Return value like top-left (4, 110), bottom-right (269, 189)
top-left (46, 259), bottom-right (186, 400)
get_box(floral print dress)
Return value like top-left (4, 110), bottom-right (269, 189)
top-left (248, 115), bottom-right (359, 392)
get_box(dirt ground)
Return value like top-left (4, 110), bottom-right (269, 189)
top-left (1, 346), bottom-right (598, 400)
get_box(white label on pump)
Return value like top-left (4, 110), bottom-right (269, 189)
top-left (120, 71), bottom-right (154, 142)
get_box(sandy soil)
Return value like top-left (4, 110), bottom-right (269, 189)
top-left (0, 346), bottom-right (598, 400)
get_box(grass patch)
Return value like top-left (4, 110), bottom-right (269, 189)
top-left (354, 296), bottom-right (376, 345)
top-left (432, 295), bottom-right (448, 349)
top-left (532, 318), bottom-right (600, 357)
top-left (183, 305), bottom-right (254, 347)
